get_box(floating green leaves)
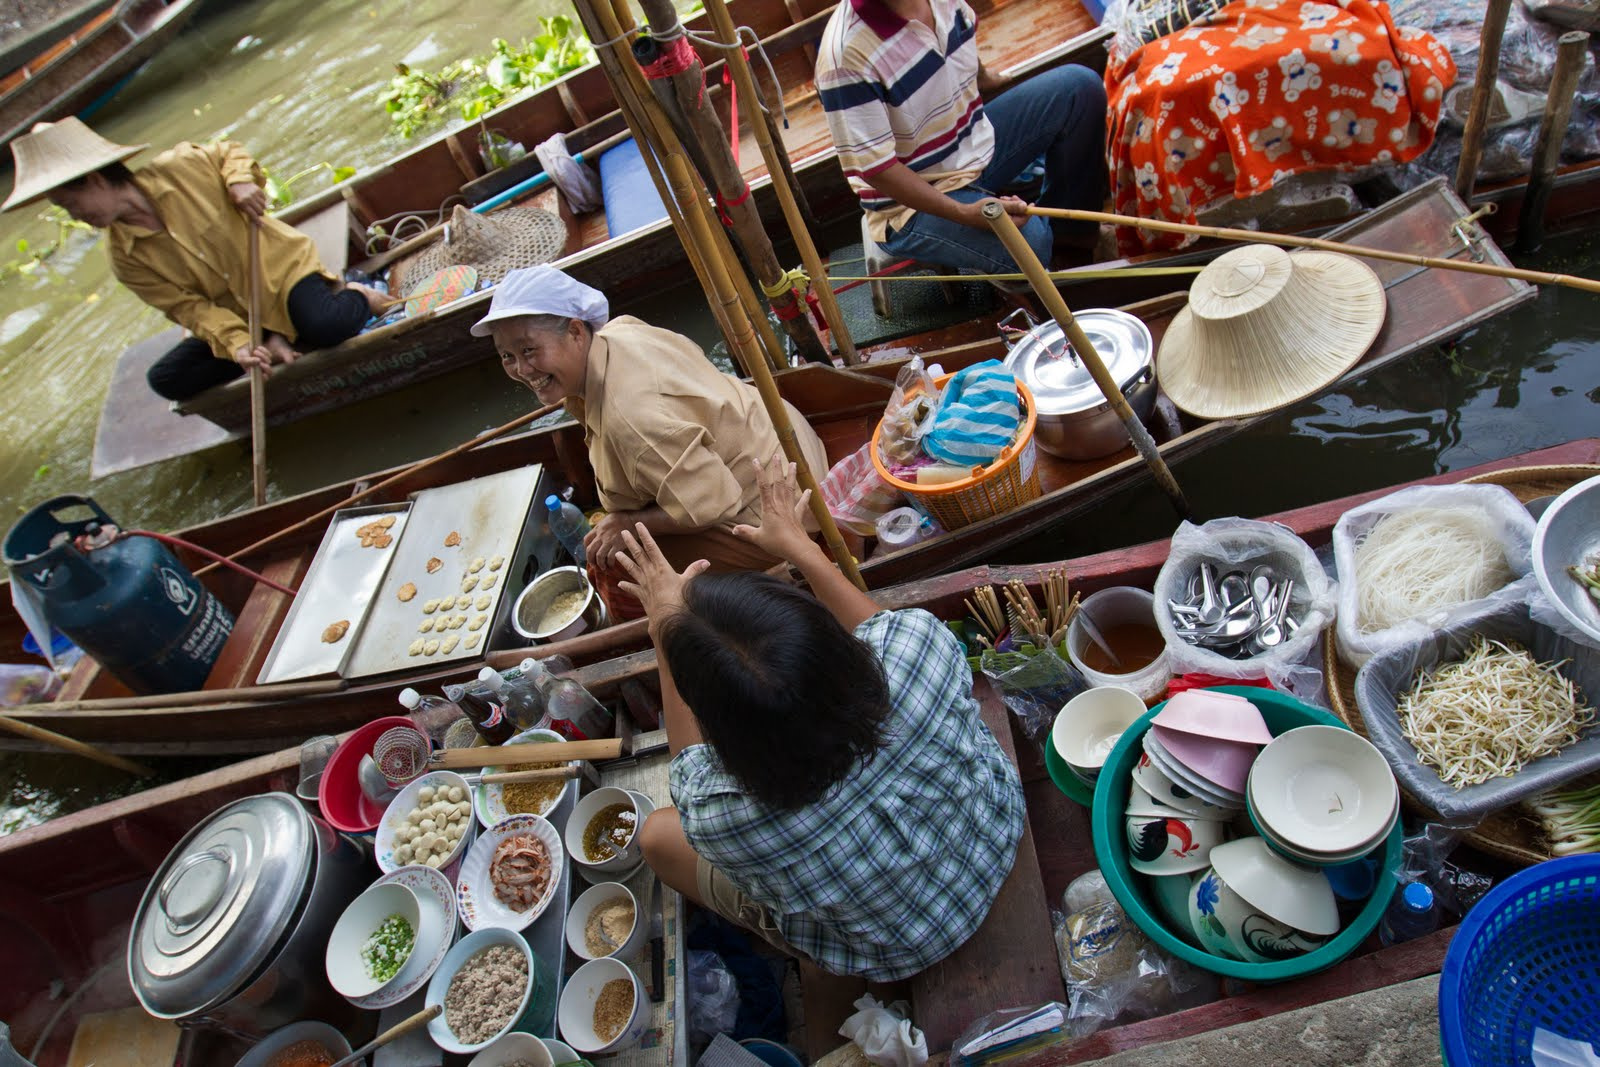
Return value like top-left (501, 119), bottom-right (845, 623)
top-left (0, 208), bottom-right (93, 289)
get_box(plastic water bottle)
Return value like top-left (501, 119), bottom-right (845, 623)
top-left (397, 687), bottom-right (465, 749)
top-left (478, 665), bottom-right (551, 732)
top-left (546, 495), bottom-right (590, 567)
top-left (522, 656), bottom-right (612, 740)
top-left (1378, 881), bottom-right (1441, 946)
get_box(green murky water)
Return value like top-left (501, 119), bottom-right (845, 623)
top-left (1, 0), bottom-right (1598, 833)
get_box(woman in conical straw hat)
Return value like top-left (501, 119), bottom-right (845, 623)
top-left (3, 118), bottom-right (392, 400)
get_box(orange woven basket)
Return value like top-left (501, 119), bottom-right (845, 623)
top-left (869, 375), bottom-right (1041, 531)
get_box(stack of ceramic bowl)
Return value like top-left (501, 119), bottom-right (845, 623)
top-left (1246, 725), bottom-right (1399, 865)
top-left (1186, 838), bottom-right (1341, 964)
top-left (1139, 689), bottom-right (1271, 814)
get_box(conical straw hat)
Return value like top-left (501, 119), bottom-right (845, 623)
top-left (1156, 244), bottom-right (1385, 419)
top-left (3, 118), bottom-right (147, 212)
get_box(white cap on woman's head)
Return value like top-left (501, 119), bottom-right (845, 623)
top-left (469, 265), bottom-right (609, 336)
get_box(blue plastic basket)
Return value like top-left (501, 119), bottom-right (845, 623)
top-left (1438, 854), bottom-right (1600, 1065)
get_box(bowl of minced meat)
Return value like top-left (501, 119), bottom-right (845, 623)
top-left (427, 928), bottom-right (541, 1052)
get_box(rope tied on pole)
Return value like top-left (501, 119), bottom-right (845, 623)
top-left (638, 33), bottom-right (698, 78)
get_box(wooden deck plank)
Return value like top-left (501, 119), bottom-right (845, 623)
top-left (910, 679), bottom-right (1065, 1052)
top-left (90, 327), bottom-right (240, 479)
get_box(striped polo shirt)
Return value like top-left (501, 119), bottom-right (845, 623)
top-left (817, 0), bottom-right (995, 241)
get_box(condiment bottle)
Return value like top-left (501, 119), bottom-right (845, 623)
top-left (521, 656), bottom-right (611, 740)
top-left (397, 687), bottom-right (467, 749)
top-left (478, 665), bottom-right (551, 732)
top-left (1378, 881), bottom-right (1441, 946)
top-left (445, 679), bottom-right (517, 746)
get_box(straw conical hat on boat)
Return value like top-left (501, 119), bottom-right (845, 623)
top-left (390, 203), bottom-right (568, 295)
top-left (4, 118), bottom-right (147, 211)
top-left (1156, 245), bottom-right (1386, 419)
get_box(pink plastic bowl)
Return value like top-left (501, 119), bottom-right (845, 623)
top-left (1148, 723), bottom-right (1258, 795)
top-left (319, 716), bottom-right (418, 833)
top-left (1151, 689), bottom-right (1274, 746)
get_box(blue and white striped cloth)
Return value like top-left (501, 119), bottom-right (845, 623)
top-left (922, 360), bottom-right (1021, 466)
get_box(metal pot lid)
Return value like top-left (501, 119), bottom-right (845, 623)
top-left (129, 792), bottom-right (314, 1017)
top-left (1002, 308), bottom-right (1153, 416)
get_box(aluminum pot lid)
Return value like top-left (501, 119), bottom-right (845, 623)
top-left (129, 792), bottom-right (315, 1017)
top-left (1002, 308), bottom-right (1153, 416)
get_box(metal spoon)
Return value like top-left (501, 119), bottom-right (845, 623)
top-left (1196, 563), bottom-right (1224, 625)
top-left (1219, 571), bottom-right (1250, 611)
top-left (1254, 579), bottom-right (1296, 648)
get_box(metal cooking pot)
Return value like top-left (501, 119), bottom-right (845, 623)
top-left (999, 307), bottom-right (1156, 460)
top-left (128, 792), bottom-right (367, 1033)
top-left (512, 565), bottom-right (608, 642)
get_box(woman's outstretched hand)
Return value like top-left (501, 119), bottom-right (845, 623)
top-left (731, 450), bottom-right (815, 564)
top-left (613, 523), bottom-right (709, 634)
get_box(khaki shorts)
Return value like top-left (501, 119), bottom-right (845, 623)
top-left (696, 857), bottom-right (810, 961)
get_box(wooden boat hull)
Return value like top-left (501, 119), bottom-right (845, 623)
top-left (8, 440), bottom-right (1593, 1064)
top-left (0, 0), bottom-right (204, 150)
top-left (10, 178), bottom-right (1537, 753)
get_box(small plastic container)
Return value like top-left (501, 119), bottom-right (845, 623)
top-left (1066, 587), bottom-right (1172, 702)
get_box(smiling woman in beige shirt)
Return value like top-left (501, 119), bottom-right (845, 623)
top-left (472, 266), bottom-right (829, 584)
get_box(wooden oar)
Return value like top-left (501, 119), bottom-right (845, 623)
top-left (1027, 205), bottom-right (1600, 296)
top-left (430, 737), bottom-right (622, 769)
top-left (0, 713), bottom-right (153, 776)
top-left (984, 201), bottom-right (1192, 520)
top-left (247, 222), bottom-right (268, 507)
top-left (195, 400), bottom-right (563, 577)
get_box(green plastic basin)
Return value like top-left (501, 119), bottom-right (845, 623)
top-left (1090, 686), bottom-right (1402, 981)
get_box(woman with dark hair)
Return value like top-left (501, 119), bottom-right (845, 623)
top-left (615, 453), bottom-right (1025, 981)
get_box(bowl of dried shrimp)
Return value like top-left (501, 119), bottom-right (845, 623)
top-left (457, 813), bottom-right (565, 932)
top-left (1354, 602), bottom-right (1600, 822)
top-left (474, 729), bottom-right (573, 829)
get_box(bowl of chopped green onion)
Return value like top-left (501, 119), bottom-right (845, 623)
top-left (325, 882), bottom-right (421, 998)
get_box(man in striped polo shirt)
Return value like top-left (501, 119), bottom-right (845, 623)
top-left (817, 0), bottom-right (1106, 275)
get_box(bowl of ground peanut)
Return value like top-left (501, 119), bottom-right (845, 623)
top-left (566, 881), bottom-right (644, 961)
top-left (558, 957), bottom-right (649, 1054)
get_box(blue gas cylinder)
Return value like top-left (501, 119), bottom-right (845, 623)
top-left (3, 496), bottom-right (234, 695)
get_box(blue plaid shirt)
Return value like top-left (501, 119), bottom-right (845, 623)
top-left (669, 608), bottom-right (1025, 980)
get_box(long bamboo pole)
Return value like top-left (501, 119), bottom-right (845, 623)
top-left (247, 223), bottom-right (268, 507)
top-left (1519, 30), bottom-right (1590, 253)
top-left (577, 0), bottom-right (752, 376)
top-left (670, 154), bottom-right (867, 589)
top-left (984, 202), bottom-right (1191, 519)
top-left (44, 677), bottom-right (344, 712)
top-left (632, 0), bottom-right (831, 365)
top-left (1029, 205), bottom-right (1600, 296)
top-left (702, 0), bottom-right (860, 365)
top-left (0, 713), bottom-right (154, 776)
top-left (1455, 0), bottom-right (1515, 202)
top-left (196, 400), bottom-right (562, 576)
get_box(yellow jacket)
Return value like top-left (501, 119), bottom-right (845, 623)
top-left (107, 141), bottom-right (329, 361)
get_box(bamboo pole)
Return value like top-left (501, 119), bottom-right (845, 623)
top-left (1519, 30), bottom-right (1590, 253)
top-left (670, 154), bottom-right (868, 588)
top-left (1455, 0), bottom-right (1515, 202)
top-left (0, 713), bottom-right (154, 776)
top-left (1029, 205), bottom-right (1600, 296)
top-left (196, 400), bottom-right (562, 576)
top-left (576, 0), bottom-right (752, 376)
top-left (43, 677), bottom-right (345, 712)
top-left (247, 223), bottom-right (268, 507)
top-left (984, 201), bottom-right (1191, 519)
top-left (702, 0), bottom-right (860, 365)
top-left (632, 0), bottom-right (831, 365)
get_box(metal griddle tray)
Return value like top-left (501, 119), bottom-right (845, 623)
top-left (255, 502), bottom-right (411, 684)
top-left (345, 464), bottom-right (545, 680)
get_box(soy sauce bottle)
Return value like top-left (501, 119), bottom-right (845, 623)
top-left (445, 679), bottom-right (517, 746)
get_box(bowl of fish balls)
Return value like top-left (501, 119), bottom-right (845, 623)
top-left (377, 771), bottom-right (476, 874)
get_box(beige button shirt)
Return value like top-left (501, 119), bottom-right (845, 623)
top-left (107, 141), bottom-right (330, 361)
top-left (570, 316), bottom-right (829, 531)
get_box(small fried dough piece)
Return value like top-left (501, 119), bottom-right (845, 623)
top-left (481, 574), bottom-right (499, 591)
top-left (422, 598), bottom-right (440, 614)
top-left (408, 639), bottom-right (426, 656)
top-left (423, 639), bottom-right (440, 655)
top-left (426, 557), bottom-right (443, 574)
top-left (372, 533), bottom-right (392, 549)
top-left (398, 581), bottom-right (417, 602)
top-left (377, 515), bottom-right (396, 529)
top-left (475, 595), bottom-right (491, 611)
top-left (464, 634), bottom-right (482, 651)
top-left (453, 614), bottom-right (469, 630)
top-left (469, 557), bottom-right (485, 573)
top-left (488, 556), bottom-right (504, 571)
top-left (321, 620), bottom-right (350, 643)
top-left (440, 634), bottom-right (460, 654)
top-left (468, 615), bottom-right (488, 631)
top-left (444, 531), bottom-right (462, 547)
top-left (461, 575), bottom-right (479, 594)
top-left (418, 618), bottom-right (435, 634)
